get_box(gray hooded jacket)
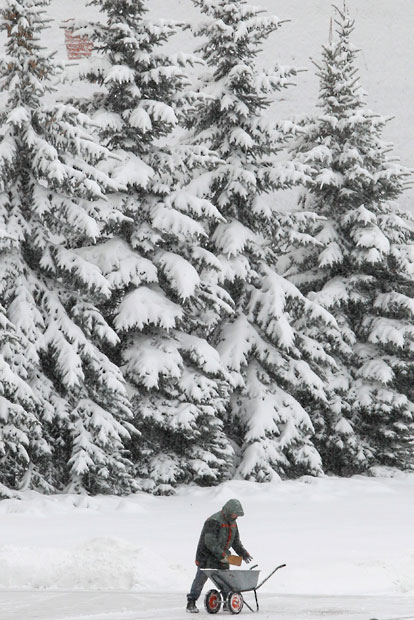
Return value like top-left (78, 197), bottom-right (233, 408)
top-left (194, 499), bottom-right (248, 568)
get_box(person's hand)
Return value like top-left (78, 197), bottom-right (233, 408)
top-left (243, 552), bottom-right (253, 563)
top-left (220, 554), bottom-right (230, 566)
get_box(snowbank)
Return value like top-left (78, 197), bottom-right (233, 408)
top-left (1, 473), bottom-right (414, 596)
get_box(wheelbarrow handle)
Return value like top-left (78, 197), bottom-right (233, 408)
top-left (256, 563), bottom-right (286, 590)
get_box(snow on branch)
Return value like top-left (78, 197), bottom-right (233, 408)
top-left (114, 286), bottom-right (183, 332)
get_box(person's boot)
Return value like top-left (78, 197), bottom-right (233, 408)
top-left (186, 598), bottom-right (199, 613)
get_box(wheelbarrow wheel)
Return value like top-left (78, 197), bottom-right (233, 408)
top-left (227, 591), bottom-right (244, 614)
top-left (204, 589), bottom-right (222, 614)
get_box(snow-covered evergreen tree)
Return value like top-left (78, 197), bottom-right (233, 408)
top-left (187, 0), bottom-right (341, 481)
top-left (284, 4), bottom-right (414, 472)
top-left (0, 0), bottom-right (136, 493)
top-left (68, 0), bottom-right (235, 493)
top-left (0, 298), bottom-right (44, 495)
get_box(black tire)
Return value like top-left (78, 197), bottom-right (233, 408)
top-left (204, 589), bottom-right (222, 614)
top-left (227, 591), bottom-right (244, 614)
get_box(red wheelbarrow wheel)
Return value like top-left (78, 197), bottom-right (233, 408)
top-left (227, 591), bottom-right (244, 614)
top-left (204, 588), bottom-right (222, 614)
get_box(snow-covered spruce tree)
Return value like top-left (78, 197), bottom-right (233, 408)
top-left (0, 0), bottom-right (136, 494)
top-left (284, 4), bottom-right (414, 473)
top-left (0, 296), bottom-right (43, 496)
top-left (187, 0), bottom-right (342, 481)
top-left (68, 0), bottom-right (235, 493)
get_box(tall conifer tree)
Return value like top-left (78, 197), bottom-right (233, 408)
top-left (285, 4), bottom-right (414, 472)
top-left (70, 0), bottom-right (234, 493)
top-left (0, 0), bottom-right (135, 493)
top-left (188, 0), bottom-right (340, 480)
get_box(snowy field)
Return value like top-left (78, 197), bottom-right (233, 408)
top-left (1, 473), bottom-right (414, 619)
top-left (2, 592), bottom-right (414, 620)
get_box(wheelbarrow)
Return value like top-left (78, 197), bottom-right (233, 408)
top-left (201, 563), bottom-right (286, 614)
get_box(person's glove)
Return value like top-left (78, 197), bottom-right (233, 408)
top-left (243, 552), bottom-right (253, 563)
top-left (220, 554), bottom-right (230, 566)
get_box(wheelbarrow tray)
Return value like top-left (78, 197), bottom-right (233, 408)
top-left (201, 569), bottom-right (260, 592)
top-left (201, 564), bottom-right (286, 613)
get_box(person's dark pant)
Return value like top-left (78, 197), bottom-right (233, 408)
top-left (187, 567), bottom-right (209, 602)
top-left (188, 565), bottom-right (231, 602)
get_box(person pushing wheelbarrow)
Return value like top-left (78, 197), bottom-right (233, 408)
top-left (186, 498), bottom-right (253, 613)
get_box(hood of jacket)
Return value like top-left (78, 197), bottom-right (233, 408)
top-left (222, 498), bottom-right (244, 519)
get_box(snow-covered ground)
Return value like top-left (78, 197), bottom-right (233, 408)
top-left (1, 472), bottom-right (414, 618)
top-left (2, 591), bottom-right (414, 620)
